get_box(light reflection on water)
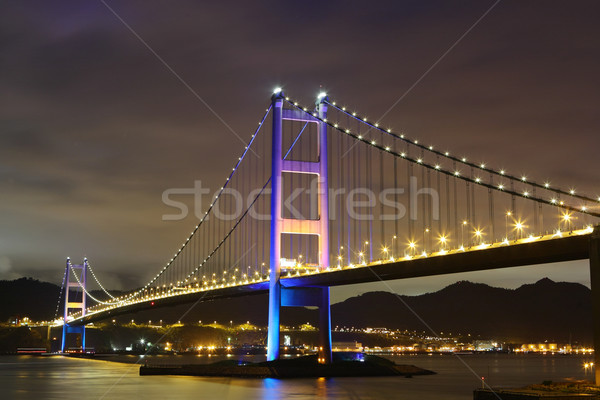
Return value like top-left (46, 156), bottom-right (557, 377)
top-left (0, 354), bottom-right (593, 400)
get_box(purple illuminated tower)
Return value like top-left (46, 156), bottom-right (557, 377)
top-left (267, 90), bottom-right (332, 363)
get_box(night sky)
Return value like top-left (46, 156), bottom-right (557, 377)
top-left (1, 1), bottom-right (599, 302)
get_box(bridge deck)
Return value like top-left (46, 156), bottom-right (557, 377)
top-left (69, 230), bottom-right (591, 326)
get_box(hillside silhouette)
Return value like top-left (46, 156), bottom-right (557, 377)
top-left (0, 277), bottom-right (591, 343)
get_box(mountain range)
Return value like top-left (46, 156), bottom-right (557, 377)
top-left (0, 277), bottom-right (592, 343)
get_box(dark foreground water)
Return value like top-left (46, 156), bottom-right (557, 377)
top-left (1, 353), bottom-right (594, 399)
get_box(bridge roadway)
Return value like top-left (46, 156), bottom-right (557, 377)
top-left (71, 229), bottom-right (592, 326)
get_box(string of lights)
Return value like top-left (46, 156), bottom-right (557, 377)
top-left (77, 97), bottom-right (317, 317)
top-left (53, 258), bottom-right (69, 321)
top-left (86, 259), bottom-right (116, 300)
top-left (325, 100), bottom-right (600, 204)
top-left (176, 109), bottom-right (317, 287)
top-left (70, 266), bottom-right (115, 305)
top-left (176, 102), bottom-right (317, 286)
top-left (183, 178), bottom-right (271, 282)
top-left (142, 104), bottom-right (273, 292)
top-left (88, 104), bottom-right (274, 307)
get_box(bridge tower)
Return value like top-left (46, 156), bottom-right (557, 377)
top-left (590, 227), bottom-right (600, 385)
top-left (61, 258), bottom-right (87, 353)
top-left (267, 90), bottom-right (332, 363)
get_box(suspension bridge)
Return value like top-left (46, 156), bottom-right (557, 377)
top-left (57, 90), bottom-right (600, 381)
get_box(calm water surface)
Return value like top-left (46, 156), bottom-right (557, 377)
top-left (1, 354), bottom-right (593, 399)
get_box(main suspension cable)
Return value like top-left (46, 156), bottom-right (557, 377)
top-left (325, 100), bottom-right (599, 205)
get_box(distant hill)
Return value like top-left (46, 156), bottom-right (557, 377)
top-left (331, 278), bottom-right (592, 343)
top-left (0, 278), bottom-right (128, 322)
top-left (0, 277), bottom-right (592, 343)
top-left (0, 278), bottom-right (62, 321)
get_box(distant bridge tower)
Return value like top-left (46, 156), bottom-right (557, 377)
top-left (61, 258), bottom-right (87, 353)
top-left (267, 90), bottom-right (332, 363)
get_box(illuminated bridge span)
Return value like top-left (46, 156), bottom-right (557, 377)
top-left (59, 90), bottom-right (600, 378)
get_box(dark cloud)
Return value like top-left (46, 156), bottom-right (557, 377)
top-left (1, 0), bottom-right (599, 297)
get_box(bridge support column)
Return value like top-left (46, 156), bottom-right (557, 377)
top-left (267, 280), bottom-right (281, 361)
top-left (318, 287), bottom-right (333, 364)
top-left (590, 227), bottom-right (600, 385)
top-left (267, 91), bottom-right (284, 361)
top-left (267, 91), bottom-right (332, 363)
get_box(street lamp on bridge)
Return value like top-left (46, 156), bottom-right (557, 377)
top-left (382, 247), bottom-right (389, 261)
top-left (515, 221), bottom-right (524, 240)
top-left (439, 235), bottom-right (448, 251)
top-left (505, 211), bottom-right (512, 240)
top-left (408, 241), bottom-right (416, 257)
top-left (474, 229), bottom-right (483, 245)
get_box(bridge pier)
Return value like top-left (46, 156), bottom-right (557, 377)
top-left (267, 280), bottom-right (281, 361)
top-left (317, 286), bottom-right (333, 364)
top-left (590, 227), bottom-right (600, 385)
top-left (61, 325), bottom-right (86, 353)
top-left (268, 286), bottom-right (332, 363)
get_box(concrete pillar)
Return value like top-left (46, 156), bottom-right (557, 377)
top-left (316, 96), bottom-right (332, 364)
top-left (81, 258), bottom-right (87, 352)
top-left (61, 324), bottom-right (67, 353)
top-left (267, 91), bottom-right (284, 361)
top-left (318, 287), bottom-right (333, 364)
top-left (61, 258), bottom-right (70, 353)
top-left (589, 226), bottom-right (600, 385)
top-left (317, 98), bottom-right (329, 271)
